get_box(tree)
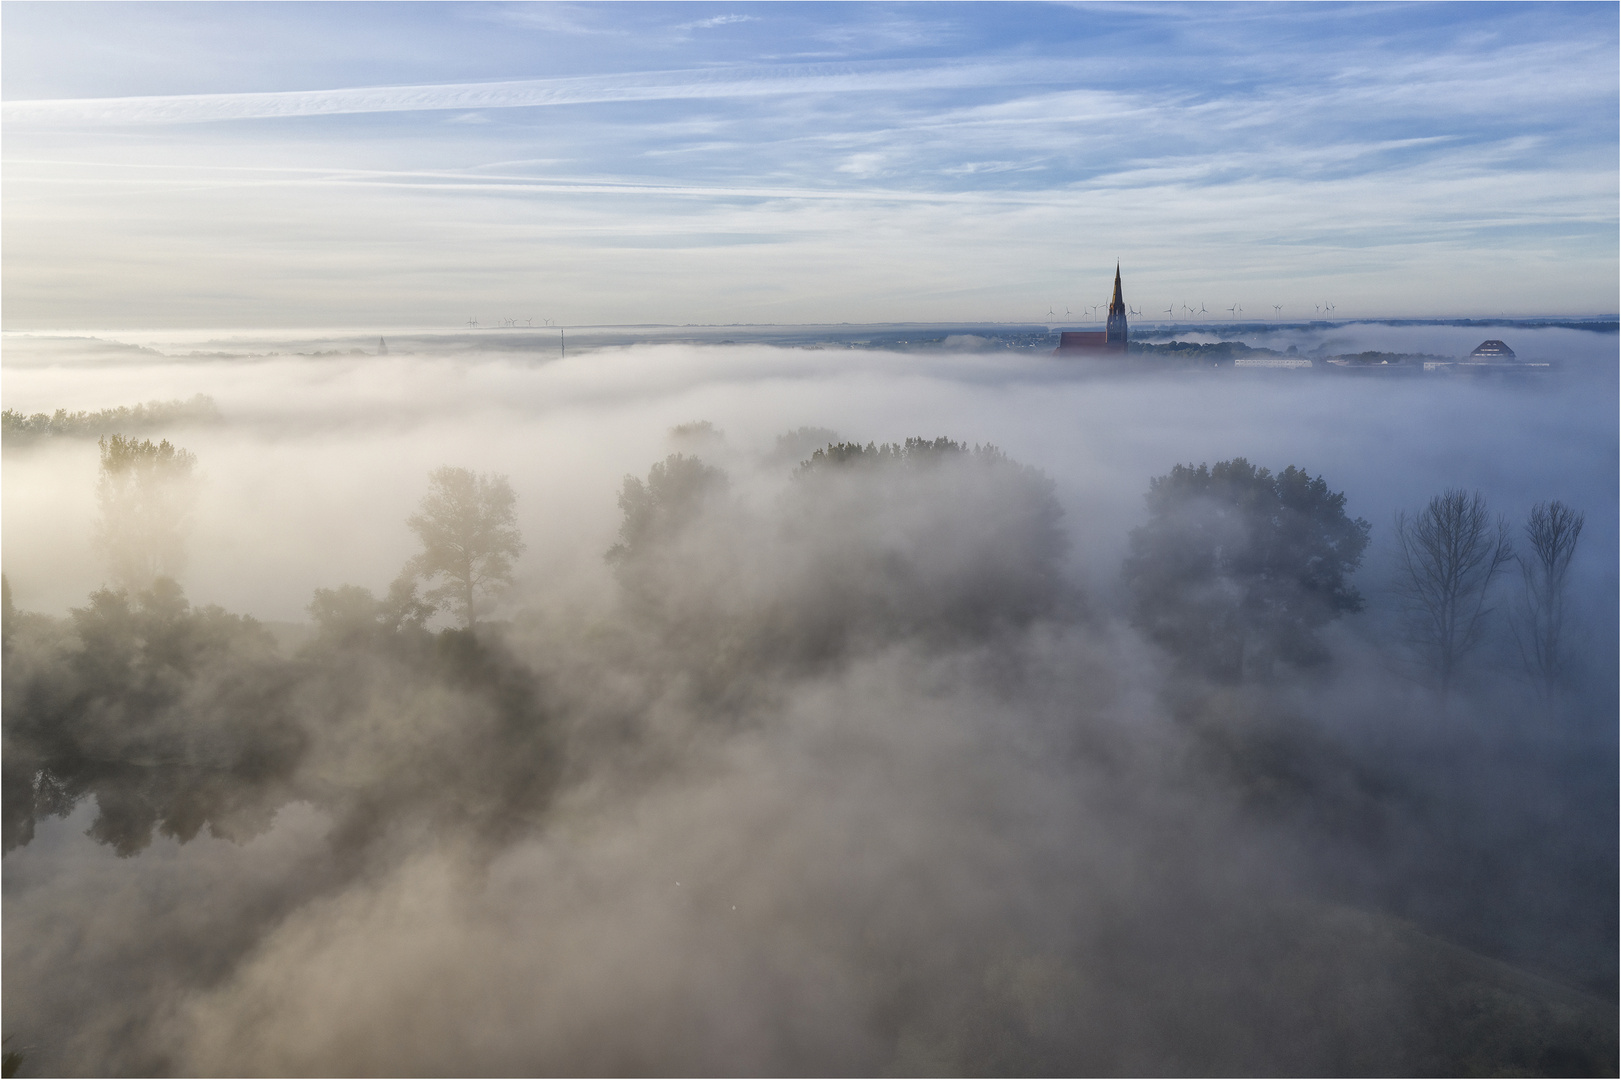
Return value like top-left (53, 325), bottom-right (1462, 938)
top-left (94, 434), bottom-right (197, 591)
top-left (1513, 500), bottom-right (1584, 698)
top-left (606, 453), bottom-right (728, 565)
top-left (1392, 489), bottom-right (1513, 699)
top-left (1124, 458), bottom-right (1370, 680)
top-left (308, 574), bottom-right (435, 647)
top-left (405, 467), bottom-right (523, 631)
top-left (785, 438), bottom-right (1067, 643)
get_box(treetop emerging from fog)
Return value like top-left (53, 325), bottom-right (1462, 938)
top-left (1126, 459), bottom-right (1371, 680)
top-left (94, 434), bottom-right (197, 593)
top-left (405, 467), bottom-right (523, 632)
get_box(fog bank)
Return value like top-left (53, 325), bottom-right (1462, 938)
top-left (3, 327), bottom-right (1616, 1075)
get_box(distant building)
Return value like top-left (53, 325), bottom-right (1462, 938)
top-left (1443, 338), bottom-right (1550, 376)
top-left (1105, 263), bottom-right (1128, 346)
top-left (1056, 330), bottom-right (1110, 351)
top-left (1468, 339), bottom-right (1515, 360)
top-left (1056, 264), bottom-right (1129, 355)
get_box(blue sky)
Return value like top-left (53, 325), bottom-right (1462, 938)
top-left (3, 1), bottom-right (1616, 327)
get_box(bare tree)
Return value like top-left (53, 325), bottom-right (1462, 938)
top-left (94, 434), bottom-right (197, 591)
top-left (405, 467), bottom-right (523, 632)
top-left (1513, 500), bottom-right (1584, 698)
top-left (1393, 489), bottom-right (1514, 700)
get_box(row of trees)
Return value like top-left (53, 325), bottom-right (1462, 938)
top-left (83, 431), bottom-right (1587, 695)
top-left (1125, 457), bottom-right (1586, 697)
top-left (89, 435), bottom-right (522, 634)
top-left (1394, 493), bottom-right (1584, 701)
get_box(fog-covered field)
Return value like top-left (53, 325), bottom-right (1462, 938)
top-left (3, 323), bottom-right (1616, 1075)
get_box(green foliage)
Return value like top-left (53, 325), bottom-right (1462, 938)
top-left (1, 395), bottom-right (219, 446)
top-left (1125, 458), bottom-right (1370, 680)
top-left (405, 467), bottom-right (523, 631)
top-left (94, 434), bottom-right (198, 591)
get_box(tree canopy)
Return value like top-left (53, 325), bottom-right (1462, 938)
top-left (405, 467), bottom-right (523, 631)
top-left (1125, 458), bottom-right (1370, 679)
top-left (94, 434), bottom-right (198, 591)
top-left (607, 453), bottom-right (728, 565)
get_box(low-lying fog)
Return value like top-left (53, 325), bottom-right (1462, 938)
top-left (3, 324), bottom-right (1616, 1075)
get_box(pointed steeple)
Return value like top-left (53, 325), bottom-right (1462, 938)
top-left (1106, 262), bottom-right (1128, 347)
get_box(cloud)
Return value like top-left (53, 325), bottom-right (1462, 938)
top-left (673, 14), bottom-right (758, 32)
top-left (0, 58), bottom-right (1080, 127)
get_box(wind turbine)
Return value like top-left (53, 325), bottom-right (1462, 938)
top-left (1227, 304), bottom-right (1237, 318)
top-left (467, 318), bottom-right (478, 328)
top-left (1162, 305), bottom-right (1175, 318)
top-left (1128, 305), bottom-right (1141, 317)
top-left (1198, 302), bottom-right (1209, 316)
top-left (1181, 303), bottom-right (1193, 316)
top-left (1047, 304), bottom-right (1056, 318)
top-left (1234, 304), bottom-right (1243, 319)
top-left (1273, 304), bottom-right (1283, 317)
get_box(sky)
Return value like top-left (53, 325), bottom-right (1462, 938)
top-left (2, 1), bottom-right (1617, 328)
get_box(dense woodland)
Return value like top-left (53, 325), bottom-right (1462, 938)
top-left (2, 423), bottom-right (1615, 1076)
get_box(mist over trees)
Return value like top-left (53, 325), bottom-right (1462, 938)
top-left (0, 395), bottom-right (219, 447)
top-left (1, 417), bottom-right (1614, 1076)
top-left (93, 435), bottom-right (197, 592)
top-left (404, 467), bottom-right (523, 631)
top-left (2, 576), bottom-right (299, 856)
top-left (1393, 489), bottom-right (1516, 699)
top-left (1124, 459), bottom-right (1370, 680)
top-left (1514, 500), bottom-right (1585, 699)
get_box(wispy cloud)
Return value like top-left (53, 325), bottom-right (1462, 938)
top-left (475, 3), bottom-right (629, 37)
top-left (3, 59), bottom-right (1079, 127)
top-left (674, 14), bottom-right (758, 33)
top-left (1, 3), bottom-right (1613, 325)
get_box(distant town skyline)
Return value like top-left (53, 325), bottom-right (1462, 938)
top-left (4, 2), bottom-right (1617, 329)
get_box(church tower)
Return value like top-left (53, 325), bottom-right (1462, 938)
top-left (1105, 262), bottom-right (1128, 347)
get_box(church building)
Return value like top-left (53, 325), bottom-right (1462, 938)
top-left (1055, 264), bottom-right (1128, 355)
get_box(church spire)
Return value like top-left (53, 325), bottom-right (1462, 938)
top-left (1106, 262), bottom-right (1128, 346)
